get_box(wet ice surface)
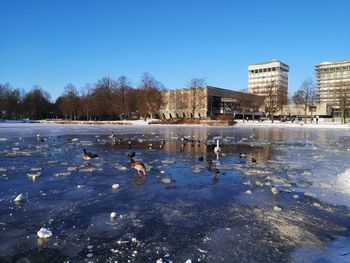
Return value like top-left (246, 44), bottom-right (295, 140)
top-left (1, 124), bottom-right (350, 262)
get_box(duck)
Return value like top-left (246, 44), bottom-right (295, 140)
top-left (159, 140), bottom-right (166, 148)
top-left (127, 151), bottom-right (136, 159)
top-left (199, 156), bottom-right (204, 162)
top-left (207, 159), bottom-right (213, 170)
top-left (148, 143), bottom-right (153, 150)
top-left (239, 153), bottom-right (247, 158)
top-left (108, 132), bottom-right (114, 139)
top-left (130, 161), bottom-right (147, 176)
top-left (214, 139), bottom-right (221, 154)
top-left (83, 149), bottom-right (98, 160)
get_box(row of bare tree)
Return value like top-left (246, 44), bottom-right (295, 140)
top-left (56, 73), bottom-right (164, 120)
top-left (292, 78), bottom-right (350, 123)
top-left (263, 78), bottom-right (350, 123)
top-left (0, 73), bottom-right (164, 120)
top-left (0, 84), bottom-right (54, 120)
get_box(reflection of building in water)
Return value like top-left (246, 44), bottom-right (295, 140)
top-left (160, 86), bottom-right (265, 119)
top-left (161, 141), bottom-right (272, 163)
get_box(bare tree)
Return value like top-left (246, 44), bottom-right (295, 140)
top-left (115, 75), bottom-right (132, 118)
top-left (137, 73), bottom-right (164, 120)
top-left (264, 80), bottom-right (281, 122)
top-left (292, 78), bottom-right (316, 123)
top-left (23, 86), bottom-right (53, 120)
top-left (187, 78), bottom-right (207, 118)
top-left (92, 77), bottom-right (116, 120)
top-left (238, 97), bottom-right (252, 122)
top-left (333, 81), bottom-right (350, 124)
top-left (58, 84), bottom-right (80, 120)
top-left (80, 84), bottom-right (93, 121)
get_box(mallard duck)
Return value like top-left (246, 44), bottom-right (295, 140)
top-left (83, 149), bottom-right (98, 160)
top-left (130, 161), bottom-right (147, 176)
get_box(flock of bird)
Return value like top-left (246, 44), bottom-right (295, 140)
top-left (82, 133), bottom-right (256, 178)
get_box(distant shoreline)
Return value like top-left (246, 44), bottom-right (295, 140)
top-left (2, 119), bottom-right (350, 130)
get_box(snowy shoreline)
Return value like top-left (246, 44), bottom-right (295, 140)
top-left (38, 119), bottom-right (350, 130)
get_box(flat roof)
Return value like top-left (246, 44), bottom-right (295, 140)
top-left (316, 59), bottom-right (350, 66)
top-left (248, 59), bottom-right (289, 68)
top-left (165, 86), bottom-right (263, 98)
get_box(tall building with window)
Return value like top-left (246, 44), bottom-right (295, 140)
top-left (315, 60), bottom-right (350, 104)
top-left (248, 60), bottom-right (289, 104)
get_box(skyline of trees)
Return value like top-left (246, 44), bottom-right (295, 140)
top-left (1, 75), bottom-right (349, 121)
top-left (0, 73), bottom-right (165, 120)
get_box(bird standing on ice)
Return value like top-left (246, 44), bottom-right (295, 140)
top-left (214, 139), bottom-right (221, 154)
top-left (130, 161), bottom-right (147, 176)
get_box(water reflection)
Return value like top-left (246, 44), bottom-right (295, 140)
top-left (1, 124), bottom-right (350, 262)
top-left (110, 137), bottom-right (272, 164)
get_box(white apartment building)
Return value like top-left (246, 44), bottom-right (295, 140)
top-left (315, 60), bottom-right (350, 104)
top-left (248, 60), bottom-right (289, 104)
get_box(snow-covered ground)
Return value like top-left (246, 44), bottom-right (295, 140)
top-left (235, 119), bottom-right (350, 130)
top-left (39, 118), bottom-right (350, 130)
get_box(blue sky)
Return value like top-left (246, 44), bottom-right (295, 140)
top-left (0, 0), bottom-right (349, 100)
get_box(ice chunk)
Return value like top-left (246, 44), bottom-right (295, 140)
top-left (192, 165), bottom-right (205, 173)
top-left (293, 194), bottom-right (299, 199)
top-left (79, 167), bottom-right (94, 173)
top-left (0, 138), bottom-right (7, 142)
top-left (303, 171), bottom-right (313, 176)
top-left (112, 184), bottom-right (120, 190)
top-left (37, 227), bottom-right (52, 239)
top-left (255, 181), bottom-right (264, 187)
top-left (161, 160), bottom-right (176, 165)
top-left (67, 166), bottom-right (77, 172)
top-left (245, 190), bottom-right (252, 195)
top-left (54, 172), bottom-right (71, 177)
top-left (243, 180), bottom-right (251, 186)
top-left (161, 178), bottom-right (172, 184)
top-left (110, 212), bottom-right (117, 219)
top-left (304, 192), bottom-right (316, 198)
top-left (271, 187), bottom-right (279, 195)
top-left (185, 260), bottom-right (192, 263)
top-left (114, 163), bottom-right (127, 171)
top-left (27, 172), bottom-right (42, 180)
top-left (336, 168), bottom-right (350, 195)
top-left (30, 168), bottom-right (42, 172)
top-left (14, 194), bottom-right (25, 203)
top-left (273, 206), bottom-right (282, 212)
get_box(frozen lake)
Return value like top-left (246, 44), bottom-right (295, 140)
top-left (1, 123), bottom-right (350, 262)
